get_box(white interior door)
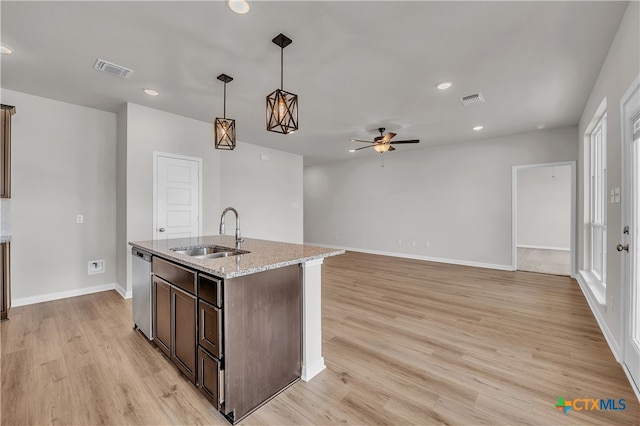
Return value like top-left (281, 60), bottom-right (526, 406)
top-left (154, 153), bottom-right (201, 241)
top-left (621, 77), bottom-right (640, 394)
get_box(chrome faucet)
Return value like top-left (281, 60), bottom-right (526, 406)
top-left (219, 207), bottom-right (243, 248)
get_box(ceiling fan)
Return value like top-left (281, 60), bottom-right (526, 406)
top-left (349, 127), bottom-right (420, 153)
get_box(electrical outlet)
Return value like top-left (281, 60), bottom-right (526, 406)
top-left (88, 260), bottom-right (105, 275)
top-left (425, 241), bottom-right (430, 248)
top-left (411, 240), bottom-right (416, 247)
top-left (333, 233), bottom-right (338, 240)
top-left (397, 239), bottom-right (402, 246)
top-left (76, 214), bottom-right (84, 224)
top-left (609, 296), bottom-right (614, 311)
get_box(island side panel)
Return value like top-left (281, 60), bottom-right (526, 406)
top-left (301, 258), bottom-right (326, 381)
top-left (223, 265), bottom-right (301, 422)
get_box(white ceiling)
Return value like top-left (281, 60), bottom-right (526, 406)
top-left (0, 1), bottom-right (629, 165)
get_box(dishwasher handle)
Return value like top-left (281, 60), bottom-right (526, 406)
top-left (132, 248), bottom-right (152, 262)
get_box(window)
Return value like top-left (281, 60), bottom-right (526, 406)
top-left (589, 113), bottom-right (607, 285)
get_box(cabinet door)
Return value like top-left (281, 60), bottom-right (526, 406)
top-left (198, 347), bottom-right (222, 409)
top-left (153, 276), bottom-right (171, 357)
top-left (199, 300), bottom-right (222, 359)
top-left (1, 105), bottom-right (14, 199)
top-left (172, 286), bottom-right (197, 384)
top-left (0, 242), bottom-right (9, 321)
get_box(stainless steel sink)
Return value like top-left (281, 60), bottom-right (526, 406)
top-left (170, 245), bottom-right (249, 260)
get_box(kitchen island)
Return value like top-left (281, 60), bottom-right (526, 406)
top-left (129, 235), bottom-right (343, 423)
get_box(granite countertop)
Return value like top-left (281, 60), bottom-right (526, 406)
top-left (0, 235), bottom-right (11, 243)
top-left (129, 235), bottom-right (344, 279)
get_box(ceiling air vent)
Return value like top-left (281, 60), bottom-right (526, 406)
top-left (93, 59), bottom-right (134, 79)
top-left (459, 92), bottom-right (485, 106)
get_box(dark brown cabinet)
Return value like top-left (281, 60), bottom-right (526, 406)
top-left (152, 258), bottom-right (197, 384)
top-left (198, 346), bottom-right (222, 409)
top-left (149, 256), bottom-right (301, 424)
top-left (0, 242), bottom-right (10, 321)
top-left (1, 104), bottom-right (15, 199)
top-left (153, 276), bottom-right (171, 357)
top-left (172, 286), bottom-right (197, 382)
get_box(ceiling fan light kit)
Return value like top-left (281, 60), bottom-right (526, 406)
top-left (266, 33), bottom-right (299, 135)
top-left (349, 127), bottom-right (419, 154)
top-left (214, 73), bottom-right (237, 150)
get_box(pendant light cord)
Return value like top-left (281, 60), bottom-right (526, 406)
top-left (280, 47), bottom-right (284, 90)
top-left (223, 82), bottom-right (227, 118)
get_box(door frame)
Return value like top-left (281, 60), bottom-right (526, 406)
top-left (620, 73), bottom-right (640, 401)
top-left (153, 151), bottom-right (203, 239)
top-left (511, 161), bottom-right (577, 276)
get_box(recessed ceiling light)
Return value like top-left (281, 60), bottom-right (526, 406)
top-left (436, 81), bottom-right (453, 90)
top-left (536, 124), bottom-right (546, 130)
top-left (228, 0), bottom-right (250, 14)
top-left (143, 88), bottom-right (159, 96)
top-left (0, 45), bottom-right (13, 55)
top-left (349, 149), bottom-right (356, 153)
top-left (473, 125), bottom-right (484, 131)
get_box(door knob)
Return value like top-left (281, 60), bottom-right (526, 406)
top-left (159, 228), bottom-right (165, 232)
top-left (616, 243), bottom-right (629, 252)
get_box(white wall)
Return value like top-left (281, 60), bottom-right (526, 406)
top-left (304, 126), bottom-right (577, 268)
top-left (122, 103), bottom-right (222, 294)
top-left (120, 103), bottom-right (304, 293)
top-left (577, 1), bottom-right (639, 351)
top-left (1, 89), bottom-right (117, 302)
top-left (220, 141), bottom-right (303, 244)
top-left (517, 165), bottom-right (571, 249)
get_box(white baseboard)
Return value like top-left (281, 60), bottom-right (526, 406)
top-left (305, 242), bottom-right (513, 271)
top-left (12, 283), bottom-right (119, 307)
top-left (301, 357), bottom-right (326, 382)
top-left (516, 244), bottom-right (570, 251)
top-left (622, 362), bottom-right (640, 403)
top-left (575, 273), bottom-right (621, 362)
top-left (115, 283), bottom-right (132, 299)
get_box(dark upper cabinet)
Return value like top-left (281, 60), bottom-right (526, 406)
top-left (0, 242), bottom-right (10, 321)
top-left (1, 104), bottom-right (15, 198)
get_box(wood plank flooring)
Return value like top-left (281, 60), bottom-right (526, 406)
top-left (2, 250), bottom-right (639, 425)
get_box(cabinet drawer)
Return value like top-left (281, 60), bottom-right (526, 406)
top-left (199, 300), bottom-right (222, 359)
top-left (198, 273), bottom-right (222, 307)
top-left (153, 257), bottom-right (196, 295)
top-left (198, 347), bottom-right (224, 410)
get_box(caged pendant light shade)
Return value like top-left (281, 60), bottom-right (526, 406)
top-left (266, 33), bottom-right (298, 134)
top-left (214, 74), bottom-right (236, 150)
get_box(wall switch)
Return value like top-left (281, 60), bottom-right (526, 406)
top-left (411, 240), bottom-right (416, 247)
top-left (397, 239), bottom-right (402, 246)
top-left (88, 260), bottom-right (105, 275)
top-left (425, 242), bottom-right (430, 248)
top-left (260, 154), bottom-right (270, 161)
top-left (76, 214), bottom-right (84, 224)
top-left (333, 233), bottom-right (338, 240)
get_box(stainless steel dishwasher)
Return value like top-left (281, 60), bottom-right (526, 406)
top-left (132, 248), bottom-right (153, 339)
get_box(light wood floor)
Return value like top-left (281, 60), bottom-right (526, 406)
top-left (2, 251), bottom-right (639, 425)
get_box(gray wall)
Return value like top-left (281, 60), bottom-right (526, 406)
top-left (119, 103), bottom-right (304, 294)
top-left (304, 126), bottom-right (578, 268)
top-left (220, 141), bottom-right (303, 244)
top-left (577, 1), bottom-right (639, 347)
top-left (1, 89), bottom-right (117, 301)
top-left (517, 165), bottom-right (571, 249)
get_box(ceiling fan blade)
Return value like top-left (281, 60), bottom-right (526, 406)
top-left (381, 132), bottom-right (397, 143)
top-left (390, 139), bottom-right (420, 144)
top-left (349, 139), bottom-right (375, 143)
top-left (353, 145), bottom-right (374, 151)
top-left (387, 146), bottom-right (396, 151)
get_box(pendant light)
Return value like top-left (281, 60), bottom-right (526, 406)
top-left (214, 73), bottom-right (236, 150)
top-left (266, 33), bottom-right (298, 134)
